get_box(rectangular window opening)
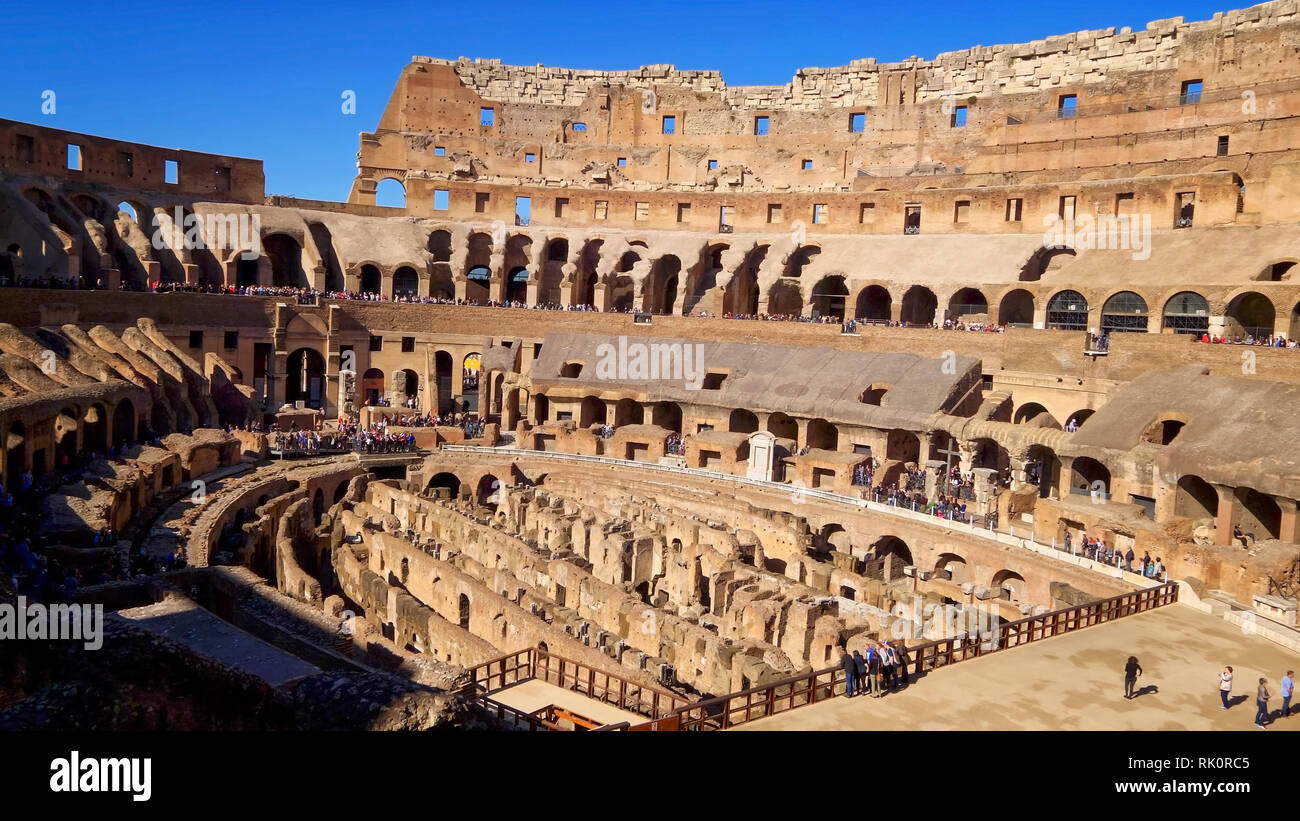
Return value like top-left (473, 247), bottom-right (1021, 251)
top-left (662, 115), bottom-right (676, 135)
top-left (754, 116), bottom-right (769, 135)
top-left (480, 107), bottom-right (495, 126)
top-left (67, 144), bottom-right (82, 171)
top-left (951, 106), bottom-right (968, 127)
top-left (165, 159), bottom-right (178, 184)
top-left (434, 189), bottom-right (450, 211)
top-left (1058, 94), bottom-right (1077, 119)
top-left (849, 112), bottom-right (865, 133)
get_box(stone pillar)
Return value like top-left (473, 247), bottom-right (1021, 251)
top-left (1009, 451), bottom-right (1029, 491)
top-left (267, 351), bottom-right (288, 410)
top-left (559, 263), bottom-right (576, 308)
top-left (1275, 495), bottom-right (1298, 545)
top-left (183, 263), bottom-right (201, 286)
top-left (972, 468), bottom-right (998, 507)
top-left (1055, 455), bottom-right (1074, 501)
top-left (924, 459), bottom-right (944, 499)
top-left (1214, 484), bottom-right (1236, 546)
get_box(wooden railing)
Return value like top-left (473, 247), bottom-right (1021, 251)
top-left (468, 647), bottom-right (692, 723)
top-left (666, 581), bottom-right (1179, 731)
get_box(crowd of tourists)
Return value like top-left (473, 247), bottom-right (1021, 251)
top-left (841, 642), bottom-right (908, 698)
top-left (1059, 531), bottom-right (1167, 580)
top-left (1196, 331), bottom-right (1299, 348)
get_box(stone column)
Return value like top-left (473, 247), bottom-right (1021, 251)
top-left (1055, 455), bottom-right (1074, 501)
top-left (924, 459), bottom-right (944, 499)
top-left (1009, 451), bottom-right (1029, 491)
top-left (1275, 495), bottom-right (1298, 545)
top-left (1214, 484), bottom-right (1236, 546)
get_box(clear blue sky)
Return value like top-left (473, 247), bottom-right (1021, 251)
top-left (2, 0), bottom-right (1233, 203)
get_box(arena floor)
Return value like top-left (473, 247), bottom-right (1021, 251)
top-left (738, 604), bottom-right (1300, 731)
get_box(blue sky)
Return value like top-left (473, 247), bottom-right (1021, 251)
top-left (2, 0), bottom-right (1234, 203)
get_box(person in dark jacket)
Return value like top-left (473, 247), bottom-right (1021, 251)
top-left (841, 650), bottom-right (857, 697)
top-left (853, 650), bottom-right (866, 698)
top-left (867, 646), bottom-right (883, 697)
top-left (1124, 655), bottom-right (1142, 699)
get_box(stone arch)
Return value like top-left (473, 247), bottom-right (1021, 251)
top-left (392, 265), bottom-right (419, 299)
top-left (1175, 474), bottom-right (1217, 520)
top-left (1019, 246), bottom-right (1076, 282)
top-left (947, 287), bottom-right (988, 323)
top-left (427, 229), bottom-right (453, 262)
top-left (810, 275), bottom-right (848, 321)
top-left (359, 264), bottom-right (382, 295)
top-left (1140, 413), bottom-right (1189, 446)
top-left (614, 398), bottom-right (643, 426)
top-left (767, 279), bottom-right (803, 316)
top-left (83, 403), bottom-right (108, 455)
top-left (784, 245), bottom-right (820, 278)
top-left (998, 288), bottom-right (1035, 326)
top-left (651, 401), bottom-right (682, 433)
top-left (1258, 260), bottom-right (1297, 282)
top-left (1069, 456), bottom-right (1110, 497)
top-left (1224, 291), bottom-right (1275, 339)
top-left (886, 429), bottom-right (920, 462)
top-left (361, 367), bottom-right (385, 405)
top-left (1013, 402), bottom-right (1059, 427)
top-left (1162, 290), bottom-right (1210, 335)
top-left (900, 285), bottom-right (937, 325)
top-left (855, 284), bottom-right (891, 321)
top-left (1100, 290), bottom-right (1149, 334)
top-left (376, 177), bottom-right (406, 208)
top-left (729, 408), bottom-right (759, 434)
top-left (263, 233), bottom-right (307, 288)
top-left (427, 471), bottom-right (462, 499)
top-left (1065, 408), bottom-right (1095, 430)
top-left (990, 569), bottom-right (1027, 602)
top-left (1046, 289), bottom-right (1088, 331)
top-left (871, 535), bottom-right (912, 565)
top-left (580, 396), bottom-right (607, 428)
top-left (767, 412), bottom-right (798, 440)
top-left (806, 418), bottom-right (839, 450)
top-left (1234, 486), bottom-right (1281, 541)
top-left (933, 553), bottom-right (968, 583)
top-left (648, 255), bottom-right (681, 314)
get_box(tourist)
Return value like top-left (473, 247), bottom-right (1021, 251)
top-left (1283, 670), bottom-right (1294, 718)
top-left (883, 641), bottom-right (900, 690)
top-left (1123, 655), bottom-right (1142, 699)
top-left (1219, 665), bottom-right (1233, 710)
top-left (1064, 530), bottom-right (1072, 554)
top-left (853, 649), bottom-right (866, 698)
top-left (840, 648), bottom-right (857, 697)
top-left (1256, 677), bottom-right (1271, 728)
top-left (867, 645), bottom-right (883, 697)
top-left (1233, 524), bottom-right (1249, 548)
top-left (1124, 547), bottom-right (1135, 573)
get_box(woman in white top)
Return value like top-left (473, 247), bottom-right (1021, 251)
top-left (1219, 666), bottom-right (1234, 711)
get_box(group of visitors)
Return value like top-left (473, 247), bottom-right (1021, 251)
top-left (1217, 666), bottom-right (1294, 729)
top-left (1061, 533), bottom-right (1167, 579)
top-left (841, 642), bottom-right (908, 698)
top-left (665, 433), bottom-right (685, 456)
top-left (1198, 332), bottom-right (1299, 348)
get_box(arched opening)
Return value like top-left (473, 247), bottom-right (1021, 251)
top-left (784, 245), bottom-right (820, 279)
top-left (115, 201), bottom-right (138, 222)
top-left (855, 285), bottom-right (891, 321)
top-left (376, 178), bottom-right (406, 209)
top-left (361, 367), bottom-right (385, 406)
top-left (767, 412), bottom-right (798, 441)
top-left (1225, 292), bottom-right (1275, 340)
top-left (900, 286), bottom-right (937, 326)
top-left (766, 280), bottom-right (803, 317)
top-left (1013, 402), bottom-right (1059, 427)
top-left (614, 398), bottom-right (643, 427)
top-left (1234, 487), bottom-right (1281, 541)
top-left (427, 472), bottom-right (462, 499)
top-left (286, 348), bottom-right (326, 409)
top-left (462, 353), bottom-right (481, 412)
top-left (507, 267), bottom-right (529, 303)
top-left (308, 222), bottom-right (345, 292)
top-left (399, 369), bottom-right (419, 403)
top-left (1026, 444), bottom-right (1059, 498)
top-left (457, 593), bottom-right (471, 629)
top-left (990, 569), bottom-right (1027, 602)
top-left (1162, 291), bottom-right (1209, 335)
top-left (1259, 261), bottom-right (1296, 281)
top-left (721, 253), bottom-right (759, 316)
top-left (476, 475), bottom-right (502, 510)
top-left (112, 398), bottom-right (136, 447)
top-left (947, 287), bottom-right (989, 323)
top-left (1046, 290), bottom-right (1088, 331)
top-left (1141, 415), bottom-right (1186, 445)
top-left (1018, 246), bottom-right (1076, 282)
top-left (392, 266), bottom-right (419, 299)
top-left (533, 394), bottom-right (550, 424)
top-left (1175, 474), bottom-right (1217, 520)
top-left (54, 408), bottom-right (78, 470)
top-left (263, 234), bottom-right (306, 288)
top-left (729, 408), bottom-right (759, 434)
top-left (886, 428), bottom-right (920, 462)
top-left (1065, 408), bottom-right (1095, 431)
top-left (971, 438), bottom-right (1008, 471)
top-left (998, 289), bottom-right (1035, 326)
top-left (649, 255), bottom-right (681, 315)
top-left (651, 401), bottom-right (682, 433)
top-left (580, 396), bottom-right (607, 428)
top-left (428, 230), bottom-right (453, 262)
top-left (806, 418), bottom-right (839, 450)
top-left (1100, 291), bottom-right (1149, 334)
top-left (83, 403), bottom-right (108, 456)
top-left (236, 256), bottom-right (259, 288)
top-left (871, 535), bottom-right (912, 566)
top-left (933, 553), bottom-right (968, 583)
top-left (810, 275), bottom-right (848, 321)
top-left (860, 383), bottom-right (890, 406)
top-left (312, 488), bottom-right (325, 522)
top-left (359, 264), bottom-right (382, 295)
top-left (433, 351), bottom-right (453, 415)
top-left (1069, 456), bottom-right (1110, 498)
top-left (609, 275), bottom-right (635, 312)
